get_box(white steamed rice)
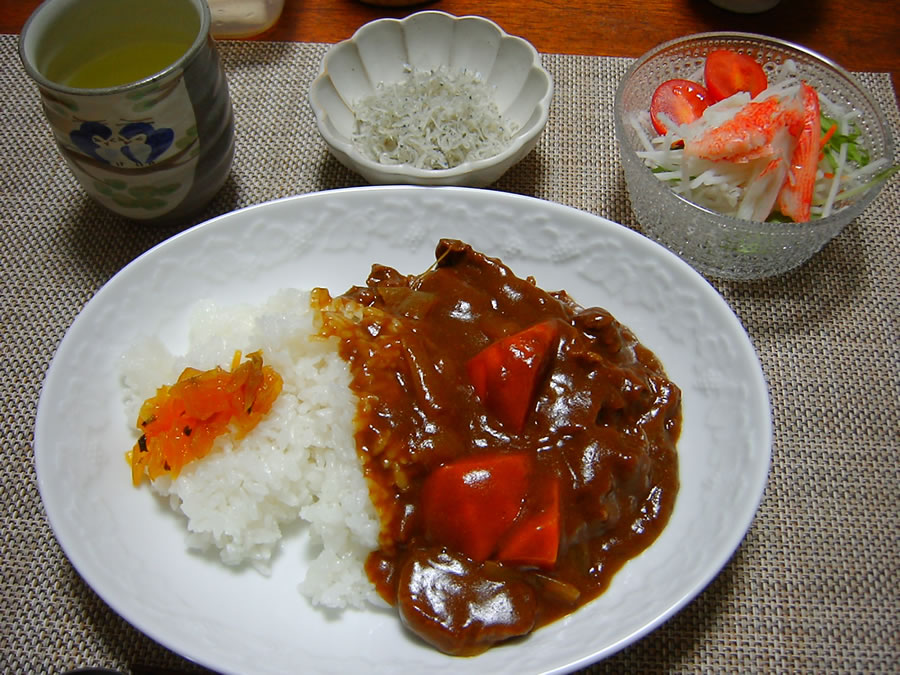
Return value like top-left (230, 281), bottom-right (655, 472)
top-left (120, 288), bottom-right (381, 609)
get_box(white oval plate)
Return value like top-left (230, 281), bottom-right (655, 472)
top-left (35, 186), bottom-right (772, 675)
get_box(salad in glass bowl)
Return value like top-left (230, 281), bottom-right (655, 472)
top-left (615, 32), bottom-right (896, 280)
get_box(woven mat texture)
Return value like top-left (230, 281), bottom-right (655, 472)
top-left (1, 35), bottom-right (898, 674)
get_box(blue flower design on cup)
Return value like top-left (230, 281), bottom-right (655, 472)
top-left (69, 121), bottom-right (115, 163)
top-left (69, 120), bottom-right (174, 167)
top-left (119, 122), bottom-right (175, 165)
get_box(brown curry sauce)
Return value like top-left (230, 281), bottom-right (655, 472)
top-left (314, 240), bottom-right (681, 656)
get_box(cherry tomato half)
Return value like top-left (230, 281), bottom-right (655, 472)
top-left (649, 79), bottom-right (710, 135)
top-left (704, 49), bottom-right (768, 102)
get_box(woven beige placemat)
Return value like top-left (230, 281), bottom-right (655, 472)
top-left (1, 35), bottom-right (898, 673)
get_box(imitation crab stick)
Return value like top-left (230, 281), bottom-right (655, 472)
top-left (684, 96), bottom-right (801, 163)
top-left (776, 82), bottom-right (821, 222)
top-left (127, 350), bottom-right (283, 485)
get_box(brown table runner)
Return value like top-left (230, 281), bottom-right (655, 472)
top-left (1, 35), bottom-right (898, 673)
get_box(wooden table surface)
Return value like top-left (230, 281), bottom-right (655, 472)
top-left (4, 0), bottom-right (899, 95)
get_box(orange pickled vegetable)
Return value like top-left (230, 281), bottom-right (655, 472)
top-left (127, 350), bottom-right (283, 485)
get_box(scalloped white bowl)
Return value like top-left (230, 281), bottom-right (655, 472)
top-left (309, 11), bottom-right (553, 187)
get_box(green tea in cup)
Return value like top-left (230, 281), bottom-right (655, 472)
top-left (55, 39), bottom-right (194, 90)
top-left (19, 0), bottom-right (235, 221)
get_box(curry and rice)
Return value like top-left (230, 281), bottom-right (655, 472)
top-left (122, 240), bottom-right (682, 656)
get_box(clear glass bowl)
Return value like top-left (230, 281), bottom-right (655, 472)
top-left (614, 32), bottom-right (894, 280)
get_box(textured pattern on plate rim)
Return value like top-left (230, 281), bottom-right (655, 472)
top-left (34, 186), bottom-right (771, 675)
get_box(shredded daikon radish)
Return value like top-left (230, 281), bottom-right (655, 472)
top-left (630, 112), bottom-right (656, 153)
top-left (351, 66), bottom-right (519, 170)
top-left (843, 157), bottom-right (890, 182)
top-left (821, 141), bottom-right (848, 218)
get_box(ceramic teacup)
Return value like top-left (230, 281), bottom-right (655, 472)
top-left (19, 0), bottom-right (235, 222)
